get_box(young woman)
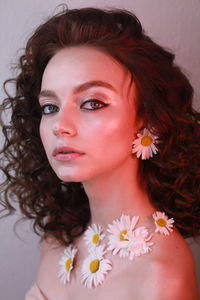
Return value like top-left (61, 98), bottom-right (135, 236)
top-left (1, 7), bottom-right (199, 300)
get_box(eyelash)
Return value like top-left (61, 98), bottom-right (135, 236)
top-left (40, 99), bottom-right (108, 115)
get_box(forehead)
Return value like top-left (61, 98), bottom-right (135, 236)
top-left (41, 46), bottom-right (133, 95)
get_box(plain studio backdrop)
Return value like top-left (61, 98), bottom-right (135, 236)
top-left (0, 0), bottom-right (200, 299)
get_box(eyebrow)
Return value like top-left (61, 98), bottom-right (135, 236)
top-left (38, 80), bottom-right (117, 99)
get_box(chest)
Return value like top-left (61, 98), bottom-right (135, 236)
top-left (41, 254), bottom-right (147, 300)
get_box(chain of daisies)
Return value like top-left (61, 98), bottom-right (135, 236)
top-left (58, 211), bottom-right (174, 288)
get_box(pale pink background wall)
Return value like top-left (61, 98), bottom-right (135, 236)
top-left (0, 0), bottom-right (199, 299)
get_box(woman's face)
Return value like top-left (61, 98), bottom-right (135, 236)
top-left (39, 46), bottom-right (140, 183)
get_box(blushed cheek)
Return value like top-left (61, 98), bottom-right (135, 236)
top-left (101, 116), bottom-right (132, 139)
top-left (89, 118), bottom-right (131, 154)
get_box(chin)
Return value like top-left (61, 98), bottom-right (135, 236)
top-left (55, 172), bottom-right (82, 183)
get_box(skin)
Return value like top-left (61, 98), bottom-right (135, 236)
top-left (37, 46), bottom-right (199, 299)
top-left (39, 46), bottom-right (154, 226)
top-left (35, 232), bottom-right (198, 300)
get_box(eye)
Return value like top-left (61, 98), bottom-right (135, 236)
top-left (81, 99), bottom-right (108, 110)
top-left (41, 104), bottom-right (59, 115)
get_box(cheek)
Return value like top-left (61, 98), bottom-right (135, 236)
top-left (84, 115), bottom-right (133, 155)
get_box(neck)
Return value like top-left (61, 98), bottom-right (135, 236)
top-left (82, 159), bottom-right (156, 227)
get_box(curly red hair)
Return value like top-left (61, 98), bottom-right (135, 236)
top-left (1, 7), bottom-right (200, 245)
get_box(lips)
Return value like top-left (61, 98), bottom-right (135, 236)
top-left (52, 146), bottom-right (85, 157)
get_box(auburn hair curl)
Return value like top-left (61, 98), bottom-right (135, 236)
top-left (0, 6), bottom-right (200, 245)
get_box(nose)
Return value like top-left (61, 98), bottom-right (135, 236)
top-left (52, 107), bottom-right (77, 137)
top-left (53, 124), bottom-right (76, 136)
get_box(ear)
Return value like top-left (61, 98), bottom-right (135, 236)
top-left (135, 117), bottom-right (144, 133)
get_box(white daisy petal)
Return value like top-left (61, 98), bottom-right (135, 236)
top-left (130, 216), bottom-right (140, 231)
top-left (151, 143), bottom-right (158, 154)
top-left (108, 220), bottom-right (122, 234)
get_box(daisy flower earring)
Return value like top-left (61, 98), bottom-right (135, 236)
top-left (58, 245), bottom-right (78, 284)
top-left (81, 245), bottom-right (112, 288)
top-left (132, 128), bottom-right (159, 160)
top-left (152, 211), bottom-right (174, 235)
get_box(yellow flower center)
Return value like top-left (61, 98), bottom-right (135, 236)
top-left (65, 258), bottom-right (72, 271)
top-left (141, 136), bottom-right (153, 147)
top-left (92, 233), bottom-right (99, 244)
top-left (120, 230), bottom-right (128, 241)
top-left (89, 259), bottom-right (100, 273)
top-left (156, 218), bottom-right (167, 227)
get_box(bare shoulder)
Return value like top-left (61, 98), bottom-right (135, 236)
top-left (36, 237), bottom-right (65, 292)
top-left (137, 230), bottom-right (199, 300)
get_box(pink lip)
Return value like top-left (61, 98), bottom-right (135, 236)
top-left (52, 146), bottom-right (85, 161)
